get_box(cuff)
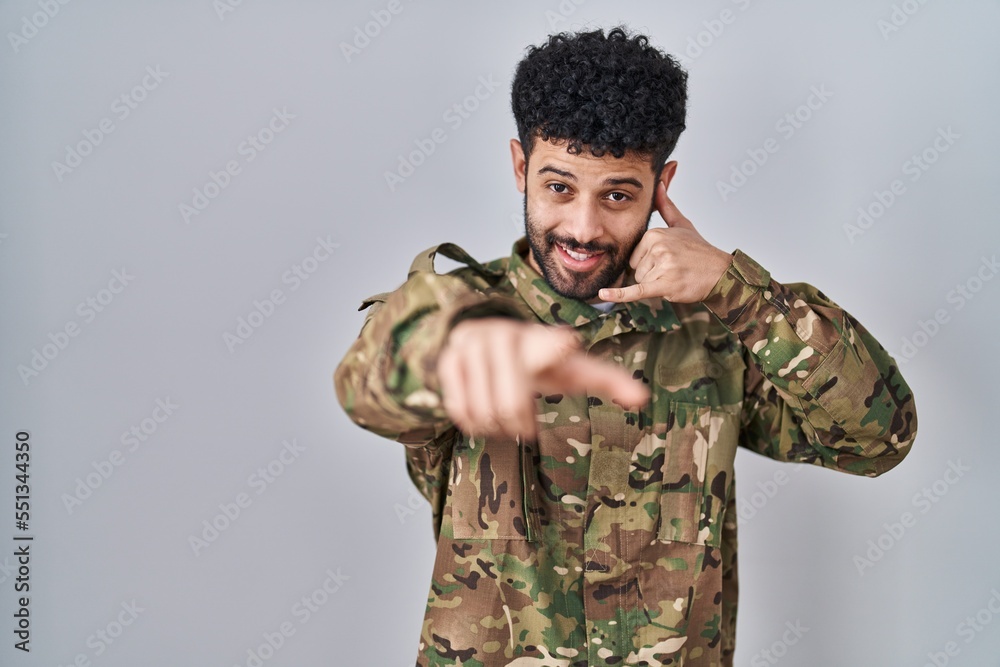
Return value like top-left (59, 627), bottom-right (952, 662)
top-left (700, 249), bottom-right (772, 328)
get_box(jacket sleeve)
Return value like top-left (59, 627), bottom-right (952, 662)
top-left (700, 249), bottom-right (917, 477)
top-left (333, 267), bottom-right (526, 449)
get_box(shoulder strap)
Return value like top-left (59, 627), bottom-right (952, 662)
top-left (357, 292), bottom-right (390, 311)
top-left (359, 243), bottom-right (502, 312)
top-left (407, 242), bottom-right (503, 280)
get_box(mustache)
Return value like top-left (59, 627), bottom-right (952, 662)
top-left (544, 232), bottom-right (614, 254)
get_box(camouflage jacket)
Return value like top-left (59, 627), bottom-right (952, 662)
top-left (334, 236), bottom-right (917, 667)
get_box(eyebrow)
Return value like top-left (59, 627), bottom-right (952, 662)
top-left (605, 176), bottom-right (644, 189)
top-left (537, 165), bottom-right (644, 190)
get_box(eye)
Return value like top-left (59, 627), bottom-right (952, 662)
top-left (607, 191), bottom-right (631, 202)
top-left (547, 183), bottom-right (569, 194)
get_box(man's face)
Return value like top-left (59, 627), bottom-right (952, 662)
top-left (510, 137), bottom-right (671, 303)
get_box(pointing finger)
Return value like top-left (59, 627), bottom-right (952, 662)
top-left (552, 355), bottom-right (650, 409)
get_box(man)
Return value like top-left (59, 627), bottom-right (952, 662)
top-left (334, 26), bottom-right (917, 667)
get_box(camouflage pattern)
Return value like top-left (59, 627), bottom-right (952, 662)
top-left (334, 237), bottom-right (917, 666)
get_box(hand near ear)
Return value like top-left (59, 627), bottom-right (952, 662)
top-left (599, 182), bottom-right (733, 304)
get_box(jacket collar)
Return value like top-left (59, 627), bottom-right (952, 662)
top-left (505, 236), bottom-right (682, 334)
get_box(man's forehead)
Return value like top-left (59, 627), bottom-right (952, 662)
top-left (529, 138), bottom-right (653, 178)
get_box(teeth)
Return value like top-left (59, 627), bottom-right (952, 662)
top-left (559, 243), bottom-right (598, 262)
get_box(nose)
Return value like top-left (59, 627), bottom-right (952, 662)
top-left (562, 199), bottom-right (604, 247)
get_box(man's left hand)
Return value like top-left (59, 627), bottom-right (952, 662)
top-left (598, 182), bottom-right (733, 304)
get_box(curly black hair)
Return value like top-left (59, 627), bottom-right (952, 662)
top-left (511, 26), bottom-right (688, 174)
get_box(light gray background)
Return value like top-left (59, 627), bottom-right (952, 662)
top-left (1, 1), bottom-right (998, 665)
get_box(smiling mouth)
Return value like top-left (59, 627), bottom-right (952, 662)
top-left (554, 241), bottom-right (605, 269)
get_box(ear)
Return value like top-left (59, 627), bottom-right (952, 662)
top-left (659, 160), bottom-right (678, 194)
top-left (510, 138), bottom-right (526, 194)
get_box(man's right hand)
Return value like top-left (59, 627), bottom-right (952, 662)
top-left (437, 317), bottom-right (650, 441)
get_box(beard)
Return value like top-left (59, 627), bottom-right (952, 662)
top-left (523, 194), bottom-right (653, 302)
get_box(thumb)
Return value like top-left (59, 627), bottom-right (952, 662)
top-left (656, 181), bottom-right (695, 231)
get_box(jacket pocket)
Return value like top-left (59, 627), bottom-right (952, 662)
top-left (448, 434), bottom-right (533, 540)
top-left (656, 401), bottom-right (739, 547)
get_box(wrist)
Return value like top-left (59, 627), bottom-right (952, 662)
top-left (700, 248), bottom-right (773, 327)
